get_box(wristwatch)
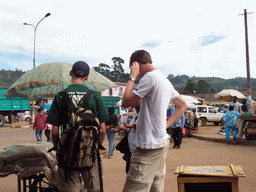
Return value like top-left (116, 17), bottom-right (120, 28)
top-left (129, 77), bottom-right (136, 82)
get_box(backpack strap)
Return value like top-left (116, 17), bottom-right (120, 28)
top-left (59, 89), bottom-right (95, 113)
top-left (81, 89), bottom-right (95, 109)
top-left (59, 90), bottom-right (76, 112)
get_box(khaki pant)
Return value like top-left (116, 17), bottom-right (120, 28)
top-left (123, 139), bottom-right (170, 192)
top-left (58, 160), bottom-right (102, 192)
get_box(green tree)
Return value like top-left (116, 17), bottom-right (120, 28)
top-left (111, 57), bottom-right (125, 81)
top-left (167, 74), bottom-right (174, 79)
top-left (183, 79), bottom-right (197, 94)
top-left (196, 80), bottom-right (215, 93)
top-left (93, 63), bottom-right (112, 79)
top-left (168, 74), bottom-right (189, 91)
top-left (92, 57), bottom-right (130, 83)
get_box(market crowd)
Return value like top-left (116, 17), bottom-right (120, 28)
top-left (42, 50), bottom-right (188, 192)
top-left (30, 48), bottom-right (252, 192)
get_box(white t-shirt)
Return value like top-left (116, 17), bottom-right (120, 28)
top-left (229, 101), bottom-right (241, 112)
top-left (132, 70), bottom-right (179, 149)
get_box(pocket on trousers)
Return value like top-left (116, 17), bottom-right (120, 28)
top-left (128, 156), bottom-right (149, 180)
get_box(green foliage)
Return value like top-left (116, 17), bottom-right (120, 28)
top-left (93, 63), bottom-right (112, 80)
top-left (167, 75), bottom-right (190, 91)
top-left (170, 75), bottom-right (255, 93)
top-left (111, 57), bottom-right (125, 80)
top-left (196, 80), bottom-right (215, 93)
top-left (183, 79), bottom-right (215, 94)
top-left (93, 57), bottom-right (130, 83)
top-left (183, 79), bottom-right (197, 94)
top-left (0, 70), bottom-right (26, 88)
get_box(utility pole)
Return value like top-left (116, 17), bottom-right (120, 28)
top-left (23, 13), bottom-right (51, 122)
top-left (239, 9), bottom-right (253, 97)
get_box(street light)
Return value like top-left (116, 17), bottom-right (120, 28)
top-left (23, 12), bottom-right (51, 68)
top-left (23, 13), bottom-right (51, 122)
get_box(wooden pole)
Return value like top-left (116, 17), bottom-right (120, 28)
top-left (244, 9), bottom-right (251, 97)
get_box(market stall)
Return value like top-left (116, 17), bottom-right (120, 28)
top-left (240, 101), bottom-right (256, 140)
top-left (240, 114), bottom-right (256, 140)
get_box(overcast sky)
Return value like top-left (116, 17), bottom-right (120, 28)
top-left (1, 0), bottom-right (255, 79)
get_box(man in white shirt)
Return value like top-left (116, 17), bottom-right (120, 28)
top-left (229, 96), bottom-right (241, 136)
top-left (122, 50), bottom-right (188, 192)
top-left (229, 96), bottom-right (241, 112)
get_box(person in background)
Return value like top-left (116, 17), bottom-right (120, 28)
top-left (113, 105), bottom-right (140, 173)
top-left (184, 109), bottom-right (194, 136)
top-left (241, 98), bottom-right (248, 113)
top-left (218, 105), bottom-right (222, 112)
top-left (222, 105), bottom-right (229, 113)
top-left (167, 107), bottom-right (185, 149)
top-left (105, 107), bottom-right (119, 159)
top-left (237, 98), bottom-right (248, 139)
top-left (223, 105), bottom-right (241, 144)
top-left (229, 96), bottom-right (241, 112)
top-left (166, 107), bottom-right (174, 136)
top-left (33, 108), bottom-right (46, 142)
top-left (229, 96), bottom-right (241, 136)
top-left (44, 110), bottom-right (52, 142)
top-left (192, 108), bottom-right (199, 128)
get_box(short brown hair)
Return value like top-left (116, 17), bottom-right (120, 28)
top-left (129, 50), bottom-right (152, 66)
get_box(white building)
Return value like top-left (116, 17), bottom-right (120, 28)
top-left (101, 82), bottom-right (128, 97)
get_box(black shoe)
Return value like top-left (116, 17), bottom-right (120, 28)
top-left (173, 145), bottom-right (176, 148)
top-left (176, 146), bottom-right (180, 149)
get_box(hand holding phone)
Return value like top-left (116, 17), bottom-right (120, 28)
top-left (130, 62), bottom-right (140, 79)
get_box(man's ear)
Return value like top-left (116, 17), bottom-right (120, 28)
top-left (84, 75), bottom-right (89, 81)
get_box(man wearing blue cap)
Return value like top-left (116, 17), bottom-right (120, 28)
top-left (46, 61), bottom-right (108, 192)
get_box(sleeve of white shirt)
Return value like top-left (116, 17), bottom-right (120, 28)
top-left (132, 73), bottom-right (153, 99)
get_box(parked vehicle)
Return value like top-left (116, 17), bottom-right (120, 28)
top-left (195, 105), bottom-right (224, 126)
top-left (0, 88), bottom-right (30, 127)
top-left (102, 96), bottom-right (122, 115)
top-left (20, 111), bottom-right (32, 122)
top-left (23, 115), bottom-right (32, 122)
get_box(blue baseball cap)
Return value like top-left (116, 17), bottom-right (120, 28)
top-left (72, 61), bottom-right (90, 76)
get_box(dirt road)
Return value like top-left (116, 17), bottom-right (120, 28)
top-left (0, 124), bottom-right (255, 192)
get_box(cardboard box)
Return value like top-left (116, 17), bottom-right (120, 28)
top-left (175, 165), bottom-right (245, 192)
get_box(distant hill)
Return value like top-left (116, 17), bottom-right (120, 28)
top-left (167, 74), bottom-right (255, 93)
top-left (0, 69), bottom-right (26, 88)
top-left (0, 69), bottom-right (254, 92)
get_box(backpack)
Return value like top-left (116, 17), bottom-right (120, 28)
top-left (56, 90), bottom-right (100, 170)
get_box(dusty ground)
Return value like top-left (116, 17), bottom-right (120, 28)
top-left (0, 122), bottom-right (255, 192)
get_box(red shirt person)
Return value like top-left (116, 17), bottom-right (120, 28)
top-left (33, 108), bottom-right (46, 142)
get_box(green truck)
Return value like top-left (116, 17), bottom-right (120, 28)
top-left (44, 96), bottom-right (122, 115)
top-left (102, 96), bottom-right (122, 115)
top-left (0, 91), bottom-right (121, 127)
top-left (0, 87), bottom-right (31, 127)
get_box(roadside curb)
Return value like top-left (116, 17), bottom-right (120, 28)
top-left (190, 133), bottom-right (256, 146)
top-left (190, 134), bottom-right (227, 144)
top-left (11, 124), bottom-right (33, 129)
